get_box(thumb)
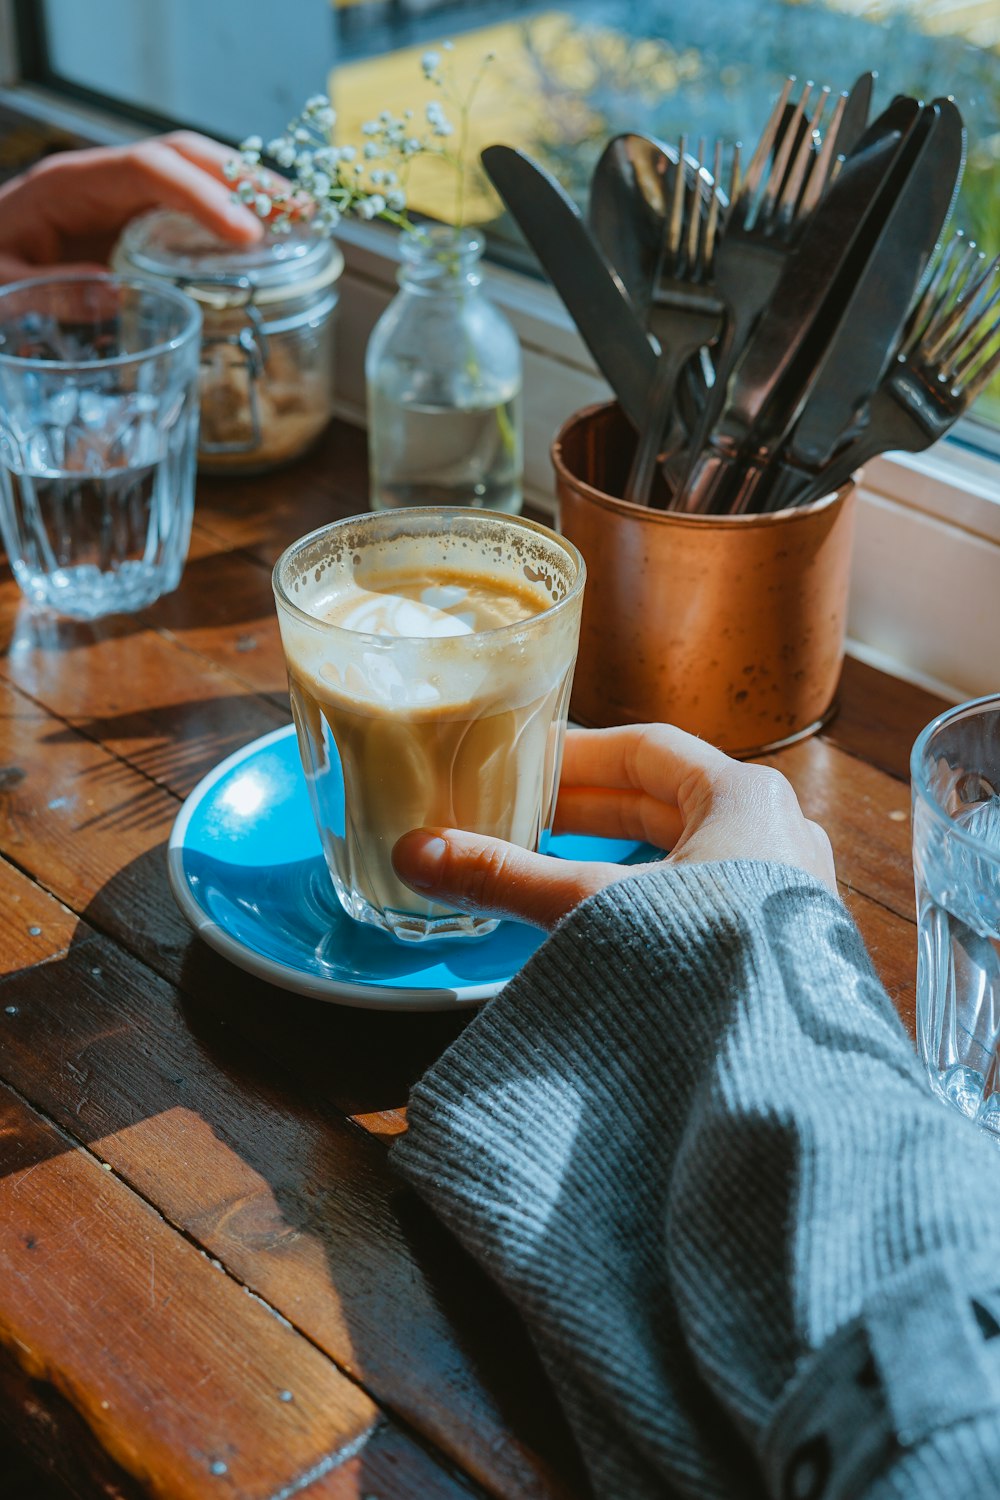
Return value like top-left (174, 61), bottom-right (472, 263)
top-left (392, 828), bottom-right (627, 931)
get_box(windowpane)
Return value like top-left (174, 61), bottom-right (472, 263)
top-left (38, 0), bottom-right (335, 140)
top-left (22, 0), bottom-right (1000, 426)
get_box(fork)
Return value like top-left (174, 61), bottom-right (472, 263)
top-left (671, 77), bottom-right (847, 509)
top-left (783, 235), bottom-right (1000, 509)
top-left (623, 137), bottom-right (729, 507)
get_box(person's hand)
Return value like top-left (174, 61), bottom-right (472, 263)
top-left (392, 723), bottom-right (837, 931)
top-left (0, 132), bottom-right (263, 283)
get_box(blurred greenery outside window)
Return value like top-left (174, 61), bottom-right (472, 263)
top-left (24, 0), bottom-right (1000, 431)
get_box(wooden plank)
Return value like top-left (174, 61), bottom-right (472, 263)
top-left (0, 580), bottom-right (286, 800)
top-left (0, 681), bottom-right (453, 1157)
top-left (0, 682), bottom-right (454, 1132)
top-left (0, 679), bottom-right (195, 977)
top-left (768, 733), bottom-right (914, 922)
top-left (0, 1348), bottom-right (156, 1500)
top-left (0, 1084), bottom-right (381, 1500)
top-left (191, 421), bottom-right (370, 564)
top-left (0, 1422), bottom-right (74, 1500)
top-left (0, 791), bottom-right (81, 976)
top-left (287, 1425), bottom-right (484, 1499)
top-left (0, 864), bottom-right (486, 1499)
top-left (0, 878), bottom-right (585, 1500)
top-left (824, 655), bottom-right (950, 783)
top-left (145, 529), bottom-right (289, 701)
top-left (844, 888), bottom-right (916, 1038)
top-left (0, 1348), bottom-right (479, 1500)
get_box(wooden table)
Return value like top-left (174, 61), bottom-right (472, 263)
top-left (0, 419), bottom-right (947, 1499)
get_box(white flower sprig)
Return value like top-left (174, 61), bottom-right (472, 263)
top-left (228, 44), bottom-right (494, 238)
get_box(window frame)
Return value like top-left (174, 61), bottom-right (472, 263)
top-left (2, 2), bottom-right (998, 704)
top-left (7, 0), bottom-right (185, 134)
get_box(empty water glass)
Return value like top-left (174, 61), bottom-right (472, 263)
top-left (912, 694), bottom-right (1000, 1136)
top-left (0, 274), bottom-right (201, 618)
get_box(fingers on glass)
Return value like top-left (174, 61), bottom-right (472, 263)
top-left (554, 786), bottom-right (683, 849)
top-left (561, 723), bottom-right (737, 800)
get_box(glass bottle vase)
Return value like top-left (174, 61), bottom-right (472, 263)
top-left (365, 227), bottom-right (524, 514)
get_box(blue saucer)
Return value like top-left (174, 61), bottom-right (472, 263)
top-left (168, 724), bottom-right (654, 1010)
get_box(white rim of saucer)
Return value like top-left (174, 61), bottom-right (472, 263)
top-left (166, 723), bottom-right (507, 1010)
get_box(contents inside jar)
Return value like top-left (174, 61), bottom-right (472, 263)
top-left (111, 212), bottom-right (342, 474)
top-left (198, 318), bottom-right (332, 470)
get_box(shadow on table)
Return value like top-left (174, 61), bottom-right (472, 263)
top-left (38, 695), bottom-right (289, 814)
top-left (171, 853), bottom-right (595, 1498)
top-left (0, 843), bottom-right (591, 1499)
top-left (0, 550), bottom-right (278, 657)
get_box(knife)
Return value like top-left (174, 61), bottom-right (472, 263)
top-left (762, 97), bottom-right (964, 510)
top-left (830, 70), bottom-right (877, 162)
top-left (684, 97), bottom-right (923, 513)
top-left (481, 145), bottom-right (656, 432)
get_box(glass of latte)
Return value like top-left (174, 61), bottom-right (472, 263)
top-left (272, 508), bottom-right (585, 943)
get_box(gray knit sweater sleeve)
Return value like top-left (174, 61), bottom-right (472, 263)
top-left (392, 861), bottom-right (1000, 1499)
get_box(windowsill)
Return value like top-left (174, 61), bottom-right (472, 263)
top-left (0, 80), bottom-right (149, 143)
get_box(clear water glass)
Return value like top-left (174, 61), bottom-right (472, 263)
top-left (912, 694), bottom-right (1000, 1135)
top-left (0, 274), bottom-right (201, 619)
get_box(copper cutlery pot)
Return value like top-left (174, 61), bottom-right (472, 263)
top-left (552, 402), bottom-right (856, 756)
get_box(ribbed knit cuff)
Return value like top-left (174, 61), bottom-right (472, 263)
top-left (394, 857), bottom-right (909, 1227)
top-left (392, 860), bottom-right (1000, 1500)
top-left (393, 859), bottom-right (846, 1264)
top-left (763, 1250), bottom-right (1000, 1499)
top-left (869, 1413), bottom-right (1000, 1499)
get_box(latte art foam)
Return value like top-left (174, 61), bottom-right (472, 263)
top-left (315, 568), bottom-right (541, 641)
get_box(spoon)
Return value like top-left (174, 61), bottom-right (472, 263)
top-left (588, 133), bottom-right (680, 322)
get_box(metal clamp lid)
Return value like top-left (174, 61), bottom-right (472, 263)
top-left (113, 210), bottom-right (344, 310)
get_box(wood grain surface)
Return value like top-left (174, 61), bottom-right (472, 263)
top-left (0, 416), bottom-right (942, 1497)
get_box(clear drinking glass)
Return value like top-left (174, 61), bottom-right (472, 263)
top-left (912, 694), bottom-right (1000, 1133)
top-left (0, 274), bottom-right (201, 618)
top-left (273, 507), bottom-right (585, 943)
top-left (365, 228), bottom-right (524, 514)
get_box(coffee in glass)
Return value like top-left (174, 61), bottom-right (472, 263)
top-left (273, 507), bottom-right (585, 942)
